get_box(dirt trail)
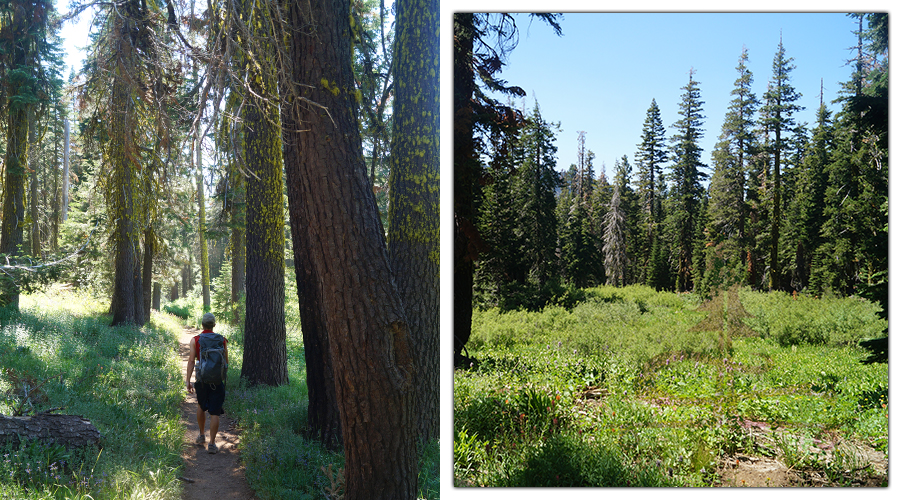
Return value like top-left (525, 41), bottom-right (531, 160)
top-left (178, 327), bottom-right (257, 500)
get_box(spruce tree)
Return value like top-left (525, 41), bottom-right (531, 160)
top-left (513, 101), bottom-right (561, 288)
top-left (704, 48), bottom-right (759, 291)
top-left (0, 1), bottom-right (54, 309)
top-left (786, 104), bottom-right (831, 292)
top-left (668, 69), bottom-right (707, 291)
top-left (634, 99), bottom-right (667, 283)
top-left (760, 36), bottom-right (803, 290)
top-left (613, 155), bottom-right (638, 284)
top-left (476, 117), bottom-right (525, 308)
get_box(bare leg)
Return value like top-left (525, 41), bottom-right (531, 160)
top-left (196, 405), bottom-right (206, 436)
top-left (209, 415), bottom-right (220, 445)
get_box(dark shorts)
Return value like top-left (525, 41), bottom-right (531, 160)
top-left (195, 381), bottom-right (226, 415)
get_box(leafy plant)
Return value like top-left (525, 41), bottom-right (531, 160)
top-left (457, 287), bottom-right (887, 487)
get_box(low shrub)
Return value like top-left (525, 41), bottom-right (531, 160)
top-left (740, 290), bottom-right (886, 346)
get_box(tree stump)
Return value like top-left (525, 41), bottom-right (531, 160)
top-left (0, 413), bottom-right (101, 449)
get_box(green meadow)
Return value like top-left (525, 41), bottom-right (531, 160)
top-left (454, 285), bottom-right (888, 487)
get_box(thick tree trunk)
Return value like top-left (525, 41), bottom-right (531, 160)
top-left (387, 0), bottom-right (440, 442)
top-left (110, 78), bottom-right (138, 327)
top-left (282, 96), bottom-right (341, 444)
top-left (286, 0), bottom-right (418, 497)
top-left (1, 104), bottom-right (28, 311)
top-left (453, 13), bottom-right (477, 361)
top-left (0, 413), bottom-right (101, 449)
top-left (283, 181), bottom-right (342, 447)
top-left (239, 14), bottom-right (287, 386)
top-left (281, 2), bottom-right (341, 450)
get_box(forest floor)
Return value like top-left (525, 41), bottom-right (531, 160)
top-left (177, 327), bottom-right (258, 500)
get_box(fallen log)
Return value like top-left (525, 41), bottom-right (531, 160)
top-left (0, 413), bottom-right (101, 449)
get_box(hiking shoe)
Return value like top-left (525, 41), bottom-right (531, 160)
top-left (195, 433), bottom-right (205, 445)
top-left (207, 442), bottom-right (218, 454)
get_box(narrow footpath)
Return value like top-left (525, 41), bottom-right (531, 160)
top-left (178, 327), bottom-right (257, 499)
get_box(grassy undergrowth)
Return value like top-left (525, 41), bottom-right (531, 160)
top-left (1, 289), bottom-right (184, 499)
top-left (2, 288), bottom-right (439, 499)
top-left (455, 285), bottom-right (888, 487)
top-left (171, 290), bottom-right (441, 499)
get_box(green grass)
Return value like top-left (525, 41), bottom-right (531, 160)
top-left (455, 285), bottom-right (888, 487)
top-left (167, 275), bottom-right (440, 499)
top-left (3, 286), bottom-right (439, 499)
top-left (1, 288), bottom-right (184, 499)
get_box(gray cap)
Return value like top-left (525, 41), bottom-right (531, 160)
top-left (201, 313), bottom-right (216, 328)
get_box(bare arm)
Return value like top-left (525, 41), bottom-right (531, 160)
top-left (185, 339), bottom-right (196, 393)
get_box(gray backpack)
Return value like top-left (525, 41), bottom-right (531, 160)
top-left (195, 333), bottom-right (227, 385)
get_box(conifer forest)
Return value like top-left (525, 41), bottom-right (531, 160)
top-left (454, 13), bottom-right (888, 488)
top-left (0, 1), bottom-right (438, 499)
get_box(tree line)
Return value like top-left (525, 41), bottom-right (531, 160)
top-left (454, 13), bottom-right (887, 360)
top-left (1, 1), bottom-right (437, 498)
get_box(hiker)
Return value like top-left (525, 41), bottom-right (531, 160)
top-left (185, 312), bottom-right (229, 454)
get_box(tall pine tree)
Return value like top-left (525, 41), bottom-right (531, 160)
top-left (760, 35), bottom-right (803, 290)
top-left (703, 48), bottom-right (759, 292)
top-left (634, 99), bottom-right (667, 285)
top-left (514, 101), bottom-right (561, 288)
top-left (668, 69), bottom-right (707, 291)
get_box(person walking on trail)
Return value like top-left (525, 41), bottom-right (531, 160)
top-left (186, 313), bottom-right (229, 454)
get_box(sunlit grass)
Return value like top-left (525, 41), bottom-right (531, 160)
top-left (1, 290), bottom-right (184, 499)
top-left (168, 275), bottom-right (440, 499)
top-left (4, 281), bottom-right (440, 499)
top-left (455, 286), bottom-right (888, 487)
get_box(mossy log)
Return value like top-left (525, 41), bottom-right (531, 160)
top-left (0, 413), bottom-right (101, 449)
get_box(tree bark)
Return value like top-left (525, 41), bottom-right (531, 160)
top-left (387, 0), bottom-right (440, 442)
top-left (0, 413), bottom-right (101, 449)
top-left (239, 2), bottom-right (287, 386)
top-left (281, 1), bottom-right (341, 450)
top-left (228, 142), bottom-right (246, 321)
top-left (282, 176), bottom-right (342, 447)
top-left (285, 0), bottom-right (418, 497)
top-left (453, 13), bottom-right (477, 361)
top-left (1, 98), bottom-right (28, 311)
top-left (109, 77), bottom-right (138, 327)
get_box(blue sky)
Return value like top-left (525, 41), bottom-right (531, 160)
top-left (490, 12), bottom-right (862, 179)
top-left (56, 1), bottom-right (94, 75)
